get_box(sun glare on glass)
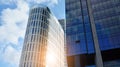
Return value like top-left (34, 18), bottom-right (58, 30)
top-left (46, 52), bottom-right (56, 67)
top-left (46, 53), bottom-right (55, 62)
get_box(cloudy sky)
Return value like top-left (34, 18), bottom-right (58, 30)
top-left (0, 0), bottom-right (65, 67)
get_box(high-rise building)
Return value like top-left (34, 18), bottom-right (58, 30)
top-left (65, 0), bottom-right (120, 67)
top-left (59, 19), bottom-right (68, 67)
top-left (19, 5), bottom-right (67, 67)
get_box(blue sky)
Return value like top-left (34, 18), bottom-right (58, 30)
top-left (0, 0), bottom-right (65, 67)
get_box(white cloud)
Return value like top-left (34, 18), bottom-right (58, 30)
top-left (0, 0), bottom-right (29, 66)
top-left (1, 45), bottom-right (21, 66)
top-left (0, 0), bottom-right (58, 6)
top-left (25, 0), bottom-right (58, 5)
top-left (0, 0), bottom-right (16, 5)
top-left (0, 0), bottom-right (29, 45)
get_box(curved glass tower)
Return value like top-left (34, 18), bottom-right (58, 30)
top-left (19, 5), bottom-right (67, 67)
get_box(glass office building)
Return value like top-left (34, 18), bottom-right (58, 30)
top-left (65, 0), bottom-right (120, 67)
top-left (19, 5), bottom-right (67, 67)
top-left (91, 0), bottom-right (120, 67)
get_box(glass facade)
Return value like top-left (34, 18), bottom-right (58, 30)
top-left (66, 0), bottom-right (95, 56)
top-left (90, 0), bottom-right (120, 66)
top-left (19, 6), bottom-right (67, 67)
top-left (66, 0), bottom-right (96, 67)
top-left (90, 0), bottom-right (120, 51)
top-left (66, 0), bottom-right (120, 67)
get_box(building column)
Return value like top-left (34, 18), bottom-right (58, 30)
top-left (86, 0), bottom-right (104, 67)
top-left (74, 55), bottom-right (81, 67)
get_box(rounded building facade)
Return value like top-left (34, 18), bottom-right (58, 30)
top-left (19, 6), bottom-right (67, 67)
